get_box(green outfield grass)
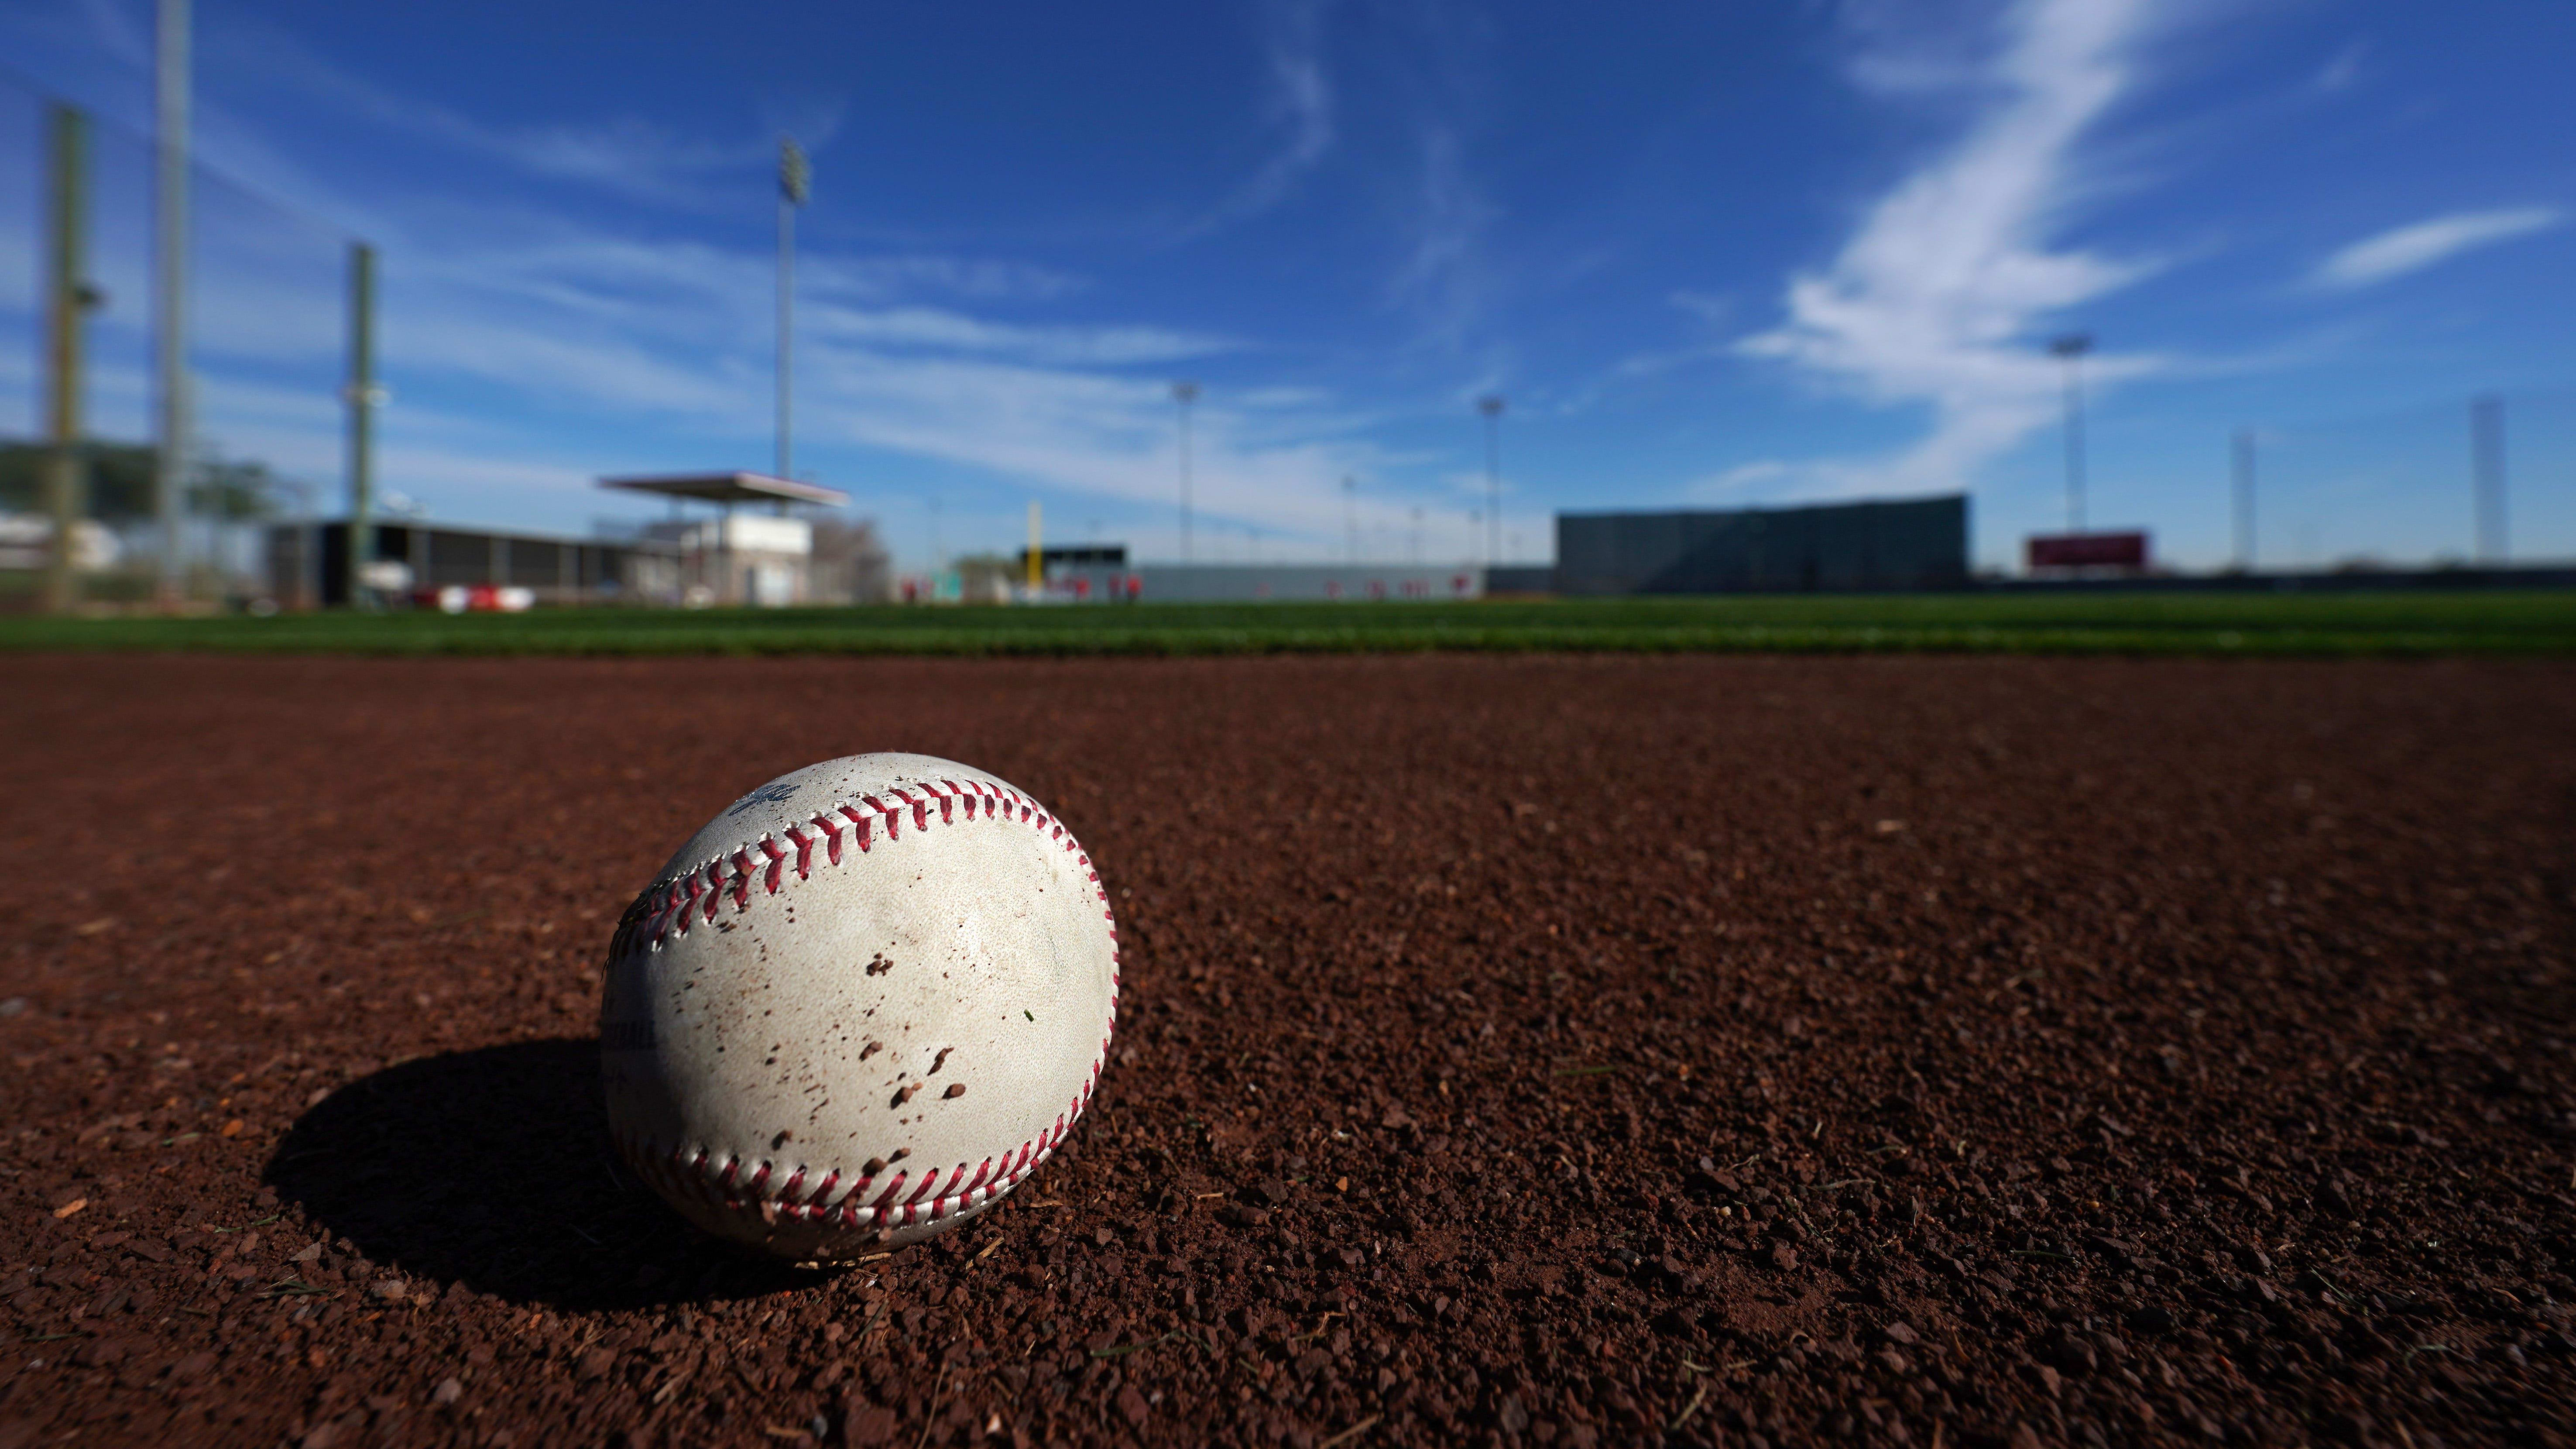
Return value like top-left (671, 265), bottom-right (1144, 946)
top-left (5, 590), bottom-right (2576, 657)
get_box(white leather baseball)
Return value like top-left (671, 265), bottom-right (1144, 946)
top-left (599, 752), bottom-right (1118, 1258)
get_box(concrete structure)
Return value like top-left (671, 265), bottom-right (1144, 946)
top-left (1556, 495), bottom-right (1968, 595)
top-left (1134, 563), bottom-right (1483, 603)
top-left (272, 520), bottom-right (679, 608)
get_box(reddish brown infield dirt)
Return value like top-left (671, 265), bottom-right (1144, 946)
top-left (3, 654), bottom-right (2574, 1449)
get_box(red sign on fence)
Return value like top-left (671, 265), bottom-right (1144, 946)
top-left (2027, 531), bottom-right (2149, 570)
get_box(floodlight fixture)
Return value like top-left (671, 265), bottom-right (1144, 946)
top-left (780, 137), bottom-right (811, 206)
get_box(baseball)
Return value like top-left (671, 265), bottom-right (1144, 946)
top-left (599, 753), bottom-right (1119, 1259)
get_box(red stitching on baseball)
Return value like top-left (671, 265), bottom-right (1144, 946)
top-left (902, 1171), bottom-right (943, 1207)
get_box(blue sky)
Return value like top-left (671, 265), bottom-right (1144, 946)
top-left (1, 0), bottom-right (2571, 571)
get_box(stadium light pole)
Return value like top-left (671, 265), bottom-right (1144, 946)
top-left (1477, 394), bottom-right (1504, 568)
top-left (41, 104), bottom-right (95, 617)
top-left (2049, 333), bottom-right (2092, 533)
top-left (1172, 381), bottom-right (1199, 562)
top-left (2231, 427), bottom-right (2256, 571)
top-left (2471, 393), bottom-right (2507, 563)
top-left (153, 0), bottom-right (191, 610)
top-left (1342, 474), bottom-right (1357, 563)
top-left (777, 137), bottom-right (810, 493)
top-left (345, 242), bottom-right (381, 607)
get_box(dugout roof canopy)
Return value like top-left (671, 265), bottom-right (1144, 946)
top-left (598, 471), bottom-right (849, 509)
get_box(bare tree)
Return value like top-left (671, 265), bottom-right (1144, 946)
top-left (808, 516), bottom-right (892, 604)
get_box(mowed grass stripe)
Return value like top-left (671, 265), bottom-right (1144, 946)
top-left (4, 591), bottom-right (2576, 656)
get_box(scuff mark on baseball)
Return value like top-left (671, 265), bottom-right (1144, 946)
top-left (599, 753), bottom-right (1118, 1258)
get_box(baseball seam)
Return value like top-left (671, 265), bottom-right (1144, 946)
top-left (609, 776), bottom-right (1118, 1238)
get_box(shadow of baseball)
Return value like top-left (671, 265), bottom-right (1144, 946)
top-left (264, 1037), bottom-right (827, 1310)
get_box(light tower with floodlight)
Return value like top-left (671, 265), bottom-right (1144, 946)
top-left (2048, 333), bottom-right (2092, 532)
top-left (1172, 381), bottom-right (1200, 562)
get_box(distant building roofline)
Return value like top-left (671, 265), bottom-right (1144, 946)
top-left (1556, 491), bottom-right (1965, 521)
top-left (599, 471), bottom-right (849, 508)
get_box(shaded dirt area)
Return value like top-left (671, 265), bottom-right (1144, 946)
top-left (2, 653), bottom-right (2573, 1449)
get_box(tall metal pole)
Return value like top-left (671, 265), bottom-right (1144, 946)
top-left (2231, 427), bottom-right (2256, 571)
top-left (154, 0), bottom-right (192, 609)
top-left (1477, 395), bottom-right (1504, 568)
top-left (42, 105), bottom-right (93, 617)
top-left (345, 242), bottom-right (378, 606)
top-left (2472, 393), bottom-right (2507, 564)
top-left (1173, 381), bottom-right (1199, 562)
top-left (778, 138), bottom-right (809, 487)
top-left (1026, 501), bottom-right (1043, 592)
top-left (2050, 333), bottom-right (2092, 533)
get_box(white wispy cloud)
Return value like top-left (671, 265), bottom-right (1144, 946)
top-left (1732, 0), bottom-right (2168, 497)
top-left (824, 257), bottom-right (1087, 303)
top-left (1187, 0), bottom-right (1338, 233)
top-left (2312, 207), bottom-right (2563, 290)
top-left (806, 305), bottom-right (1235, 367)
top-left (1386, 126), bottom-right (1500, 354)
top-left (2309, 40), bottom-right (2366, 95)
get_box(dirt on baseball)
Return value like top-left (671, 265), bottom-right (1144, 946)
top-left (3, 652), bottom-right (2573, 1449)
